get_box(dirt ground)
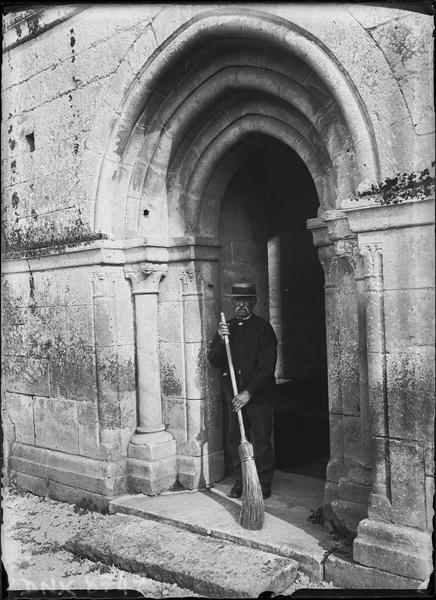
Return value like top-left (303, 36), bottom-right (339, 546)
top-left (2, 486), bottom-right (336, 597)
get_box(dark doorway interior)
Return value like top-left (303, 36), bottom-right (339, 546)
top-left (219, 138), bottom-right (329, 480)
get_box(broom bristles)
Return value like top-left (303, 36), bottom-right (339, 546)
top-left (239, 439), bottom-right (265, 530)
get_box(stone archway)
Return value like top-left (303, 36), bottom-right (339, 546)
top-left (92, 11), bottom-right (382, 531)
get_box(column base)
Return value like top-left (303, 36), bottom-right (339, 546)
top-left (331, 469), bottom-right (371, 535)
top-left (353, 518), bottom-right (433, 581)
top-left (331, 498), bottom-right (368, 536)
top-left (127, 431), bottom-right (177, 495)
top-left (325, 552), bottom-right (426, 589)
top-left (177, 450), bottom-right (225, 489)
top-left (323, 480), bottom-right (339, 522)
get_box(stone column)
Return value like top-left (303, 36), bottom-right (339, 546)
top-left (318, 245), bottom-right (344, 521)
top-left (124, 263), bottom-right (176, 495)
top-left (330, 240), bottom-right (372, 533)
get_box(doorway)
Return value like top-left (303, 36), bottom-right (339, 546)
top-left (218, 138), bottom-right (329, 480)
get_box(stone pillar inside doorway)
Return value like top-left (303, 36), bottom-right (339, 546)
top-left (124, 263), bottom-right (177, 495)
top-left (308, 215), bottom-right (372, 534)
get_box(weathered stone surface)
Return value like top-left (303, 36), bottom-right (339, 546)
top-left (110, 470), bottom-right (327, 581)
top-left (381, 224), bottom-right (434, 290)
top-left (65, 512), bottom-right (298, 598)
top-left (9, 442), bottom-right (127, 506)
top-left (369, 14), bottom-right (433, 136)
top-left (158, 300), bottom-right (182, 342)
top-left (425, 475), bottom-right (434, 532)
top-left (127, 450), bottom-right (177, 496)
top-left (386, 349), bottom-right (435, 442)
top-left (4, 393), bottom-right (34, 444)
top-left (353, 518), bottom-right (432, 581)
top-left (384, 289), bottom-right (434, 353)
top-left (159, 341), bottom-right (184, 399)
top-left (77, 401), bottom-right (100, 458)
top-left (389, 439), bottom-right (427, 529)
top-left (5, 356), bottom-right (50, 397)
top-left (34, 396), bottom-right (78, 454)
top-left (177, 450), bottom-right (225, 489)
top-left (325, 552), bottom-right (424, 589)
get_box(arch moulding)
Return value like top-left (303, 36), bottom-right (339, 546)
top-left (88, 9), bottom-right (382, 241)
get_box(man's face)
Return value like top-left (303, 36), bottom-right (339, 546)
top-left (231, 296), bottom-right (257, 319)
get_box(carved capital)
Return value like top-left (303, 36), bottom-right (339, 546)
top-left (319, 254), bottom-right (339, 288)
top-left (358, 243), bottom-right (383, 282)
top-left (124, 263), bottom-right (167, 295)
top-left (180, 269), bottom-right (204, 297)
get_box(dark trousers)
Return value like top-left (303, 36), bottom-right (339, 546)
top-left (223, 384), bottom-right (275, 486)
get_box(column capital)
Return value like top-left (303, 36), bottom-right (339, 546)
top-left (358, 243), bottom-right (383, 280)
top-left (319, 246), bottom-right (339, 288)
top-left (180, 269), bottom-right (204, 296)
top-left (124, 263), bottom-right (167, 295)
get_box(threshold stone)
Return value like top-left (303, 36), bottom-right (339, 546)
top-left (64, 512), bottom-right (298, 598)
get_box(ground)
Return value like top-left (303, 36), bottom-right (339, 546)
top-left (2, 486), bottom-right (336, 597)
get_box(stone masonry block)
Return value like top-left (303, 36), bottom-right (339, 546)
top-left (32, 268), bottom-right (93, 307)
top-left (159, 342), bottom-right (184, 399)
top-left (325, 552), bottom-right (424, 589)
top-left (326, 415), bottom-right (344, 479)
top-left (387, 349), bottom-right (435, 442)
top-left (5, 355), bottom-right (51, 397)
top-left (342, 415), bottom-right (360, 463)
top-left (117, 343), bottom-right (136, 426)
top-left (185, 342), bottom-right (206, 400)
top-left (158, 301), bottom-right (182, 343)
top-left (354, 518), bottom-right (432, 580)
top-left (425, 475), bottom-right (434, 532)
top-left (370, 15), bottom-right (434, 135)
top-left (5, 392), bottom-right (35, 445)
top-left (51, 344), bottom-right (97, 403)
top-left (389, 439), bottom-right (427, 529)
top-left (384, 289), bottom-right (434, 353)
top-left (164, 397), bottom-right (187, 446)
top-left (77, 401), bottom-right (101, 459)
top-left (93, 296), bottom-right (116, 346)
top-left (424, 443), bottom-right (434, 476)
top-left (114, 278), bottom-right (134, 345)
top-left (34, 396), bottom-right (78, 454)
top-left (158, 266), bottom-right (183, 302)
top-left (71, 27), bottom-right (142, 85)
top-left (186, 399), bottom-right (207, 452)
top-left (177, 450), bottom-right (225, 489)
top-left (372, 436), bottom-right (390, 495)
top-left (182, 297), bottom-right (203, 343)
top-left (381, 225), bottom-right (435, 291)
top-left (127, 455), bottom-right (177, 495)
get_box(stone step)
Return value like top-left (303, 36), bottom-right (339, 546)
top-left (109, 486), bottom-right (328, 581)
top-left (64, 512), bottom-right (298, 598)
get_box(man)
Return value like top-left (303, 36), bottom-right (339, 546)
top-left (207, 282), bottom-right (278, 499)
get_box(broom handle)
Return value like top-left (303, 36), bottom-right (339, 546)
top-left (220, 312), bottom-right (247, 440)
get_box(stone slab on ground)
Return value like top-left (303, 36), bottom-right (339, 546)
top-left (110, 472), bottom-right (331, 582)
top-left (64, 512), bottom-right (299, 598)
top-left (324, 553), bottom-right (425, 590)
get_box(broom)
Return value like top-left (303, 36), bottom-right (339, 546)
top-left (220, 312), bottom-right (265, 530)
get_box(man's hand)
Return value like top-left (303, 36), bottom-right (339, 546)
top-left (232, 390), bottom-right (251, 412)
top-left (218, 322), bottom-right (230, 342)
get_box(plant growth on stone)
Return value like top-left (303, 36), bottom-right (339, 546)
top-left (355, 162), bottom-right (435, 206)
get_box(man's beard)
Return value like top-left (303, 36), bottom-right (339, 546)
top-left (235, 306), bottom-right (250, 319)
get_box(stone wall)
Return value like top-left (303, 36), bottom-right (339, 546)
top-left (1, 3), bottom-right (434, 582)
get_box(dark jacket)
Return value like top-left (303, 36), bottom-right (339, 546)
top-left (207, 314), bottom-right (278, 403)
